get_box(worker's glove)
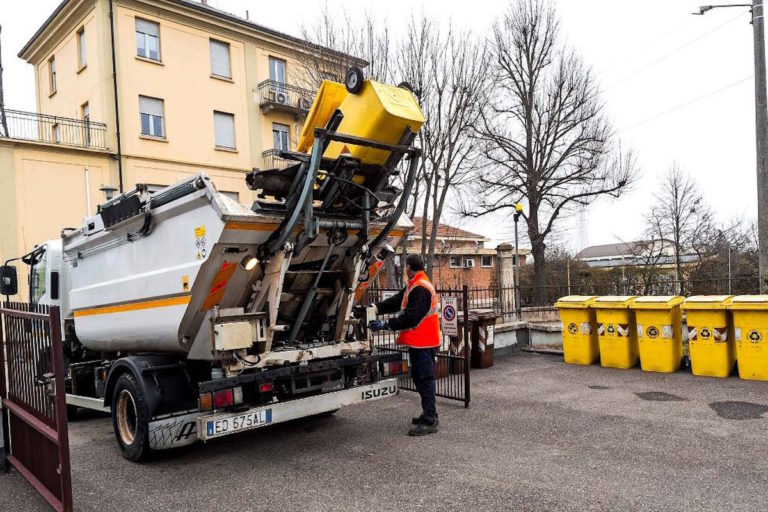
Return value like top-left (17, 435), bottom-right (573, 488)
top-left (368, 320), bottom-right (389, 331)
top-left (352, 306), bottom-right (366, 319)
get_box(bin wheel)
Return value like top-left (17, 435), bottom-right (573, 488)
top-left (66, 405), bottom-right (79, 422)
top-left (111, 373), bottom-right (151, 462)
top-left (345, 67), bottom-right (364, 94)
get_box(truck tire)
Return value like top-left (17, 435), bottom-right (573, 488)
top-left (111, 373), bottom-right (150, 462)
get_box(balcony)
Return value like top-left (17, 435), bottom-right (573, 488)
top-left (257, 80), bottom-right (314, 117)
top-left (261, 148), bottom-right (296, 170)
top-left (0, 109), bottom-right (108, 150)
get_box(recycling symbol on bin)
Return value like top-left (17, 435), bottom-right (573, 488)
top-left (699, 327), bottom-right (712, 340)
top-left (748, 329), bottom-right (762, 343)
top-left (606, 324), bottom-right (616, 335)
top-left (646, 326), bottom-right (659, 339)
top-left (567, 323), bottom-right (578, 335)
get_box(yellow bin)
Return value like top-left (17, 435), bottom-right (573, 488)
top-left (632, 296), bottom-right (684, 373)
top-left (728, 295), bottom-right (768, 381)
top-left (593, 296), bottom-right (638, 369)
top-left (682, 295), bottom-right (735, 378)
top-left (555, 296), bottom-right (599, 365)
top-left (297, 79), bottom-right (425, 165)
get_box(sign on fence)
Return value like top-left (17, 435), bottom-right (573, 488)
top-left (441, 296), bottom-right (459, 337)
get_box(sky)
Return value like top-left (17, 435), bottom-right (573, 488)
top-left (0, 0), bottom-right (759, 251)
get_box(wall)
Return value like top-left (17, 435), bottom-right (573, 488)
top-left (0, 141), bottom-right (114, 298)
top-left (114, 4), bottom-right (252, 173)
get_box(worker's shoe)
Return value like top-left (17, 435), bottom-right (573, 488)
top-left (411, 414), bottom-right (439, 426)
top-left (408, 421), bottom-right (438, 436)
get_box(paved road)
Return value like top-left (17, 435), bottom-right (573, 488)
top-left (3, 352), bottom-right (768, 511)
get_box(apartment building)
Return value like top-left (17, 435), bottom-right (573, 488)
top-left (1, 0), bottom-right (358, 294)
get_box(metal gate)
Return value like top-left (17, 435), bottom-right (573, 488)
top-left (0, 303), bottom-right (73, 512)
top-left (368, 286), bottom-right (470, 407)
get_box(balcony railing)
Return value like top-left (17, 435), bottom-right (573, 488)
top-left (257, 80), bottom-right (315, 116)
top-left (0, 109), bottom-right (108, 149)
top-left (261, 148), bottom-right (296, 170)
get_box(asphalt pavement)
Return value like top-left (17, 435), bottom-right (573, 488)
top-left (3, 352), bottom-right (768, 511)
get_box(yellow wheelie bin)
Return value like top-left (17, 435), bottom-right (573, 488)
top-left (728, 295), bottom-right (768, 381)
top-left (593, 296), bottom-right (638, 369)
top-left (682, 295), bottom-right (735, 378)
top-left (555, 296), bottom-right (599, 365)
top-left (632, 296), bottom-right (684, 373)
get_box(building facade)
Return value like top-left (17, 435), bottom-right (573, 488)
top-left (1, 0), bottom-right (356, 295)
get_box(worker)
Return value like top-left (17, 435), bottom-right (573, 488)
top-left (367, 254), bottom-right (441, 436)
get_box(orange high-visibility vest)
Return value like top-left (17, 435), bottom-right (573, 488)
top-left (397, 271), bottom-right (441, 348)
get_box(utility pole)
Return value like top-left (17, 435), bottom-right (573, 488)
top-left (513, 203), bottom-right (523, 320)
top-left (696, 2), bottom-right (767, 292)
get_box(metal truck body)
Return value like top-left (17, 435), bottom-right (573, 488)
top-left (1, 74), bottom-right (423, 460)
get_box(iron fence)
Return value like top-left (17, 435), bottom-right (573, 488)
top-left (366, 286), bottom-right (470, 407)
top-left (0, 108), bottom-right (108, 149)
top-left (261, 148), bottom-right (295, 170)
top-left (257, 80), bottom-right (314, 113)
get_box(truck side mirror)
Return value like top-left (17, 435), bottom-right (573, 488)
top-left (0, 265), bottom-right (18, 296)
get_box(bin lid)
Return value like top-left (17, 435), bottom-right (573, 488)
top-left (592, 296), bottom-right (637, 309)
top-left (727, 295), bottom-right (768, 310)
top-left (682, 295), bottom-right (734, 310)
top-left (554, 295), bottom-right (597, 309)
top-left (632, 295), bottom-right (684, 309)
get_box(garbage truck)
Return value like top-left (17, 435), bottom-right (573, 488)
top-left (0, 69), bottom-right (424, 461)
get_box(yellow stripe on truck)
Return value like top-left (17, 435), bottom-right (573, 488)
top-left (73, 295), bottom-right (192, 317)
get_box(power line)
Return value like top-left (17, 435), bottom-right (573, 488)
top-left (603, 9), bottom-right (748, 92)
top-left (618, 75), bottom-right (753, 133)
top-left (597, 18), bottom-right (697, 75)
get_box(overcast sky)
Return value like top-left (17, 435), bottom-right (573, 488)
top-left (0, 0), bottom-right (759, 251)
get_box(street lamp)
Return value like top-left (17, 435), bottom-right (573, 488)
top-left (99, 184), bottom-right (118, 201)
top-left (695, 1), bottom-right (767, 292)
top-left (513, 203), bottom-right (523, 320)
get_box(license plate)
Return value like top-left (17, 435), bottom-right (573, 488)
top-left (206, 409), bottom-right (272, 438)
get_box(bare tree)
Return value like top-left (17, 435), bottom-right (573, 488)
top-left (398, 18), bottom-right (489, 278)
top-left (298, 8), bottom-right (392, 88)
top-left (461, 0), bottom-right (636, 305)
top-left (645, 163), bottom-right (712, 294)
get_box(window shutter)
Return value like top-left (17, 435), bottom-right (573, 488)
top-left (135, 18), bottom-right (159, 36)
top-left (210, 40), bottom-right (231, 78)
top-left (214, 111), bottom-right (235, 148)
top-left (139, 96), bottom-right (164, 116)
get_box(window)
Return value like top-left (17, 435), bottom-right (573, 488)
top-left (449, 256), bottom-right (462, 268)
top-left (269, 57), bottom-right (286, 87)
top-left (139, 96), bottom-right (165, 137)
top-left (135, 18), bottom-right (160, 61)
top-left (48, 57), bottom-right (56, 93)
top-left (81, 102), bottom-right (91, 145)
top-left (52, 123), bottom-right (61, 143)
top-left (465, 258), bottom-right (476, 268)
top-left (214, 111), bottom-right (235, 149)
top-left (272, 123), bottom-right (289, 151)
top-left (481, 255), bottom-right (493, 267)
top-left (220, 191), bottom-right (239, 203)
top-left (77, 27), bottom-right (86, 68)
top-left (210, 39), bottom-right (231, 79)
top-left (30, 250), bottom-right (47, 304)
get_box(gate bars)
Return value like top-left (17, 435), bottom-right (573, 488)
top-left (0, 303), bottom-right (73, 512)
top-left (368, 285), bottom-right (471, 407)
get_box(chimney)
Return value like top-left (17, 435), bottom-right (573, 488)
top-left (201, 0), bottom-right (207, 5)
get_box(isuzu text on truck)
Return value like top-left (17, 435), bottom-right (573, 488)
top-left (0, 70), bottom-right (423, 460)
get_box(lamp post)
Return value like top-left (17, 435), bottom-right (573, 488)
top-left (695, 1), bottom-right (767, 292)
top-left (513, 203), bottom-right (523, 320)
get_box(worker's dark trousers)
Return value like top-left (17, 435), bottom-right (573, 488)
top-left (409, 347), bottom-right (438, 424)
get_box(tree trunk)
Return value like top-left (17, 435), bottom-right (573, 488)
top-left (530, 239), bottom-right (547, 306)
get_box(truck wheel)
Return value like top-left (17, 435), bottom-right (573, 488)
top-left (345, 67), bottom-right (364, 94)
top-left (111, 373), bottom-right (150, 462)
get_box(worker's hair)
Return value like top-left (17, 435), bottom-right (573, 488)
top-left (405, 253), bottom-right (425, 272)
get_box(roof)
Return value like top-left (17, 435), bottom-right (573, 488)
top-left (20, 0), bottom-right (367, 65)
top-left (576, 239), bottom-right (675, 260)
top-left (409, 217), bottom-right (490, 242)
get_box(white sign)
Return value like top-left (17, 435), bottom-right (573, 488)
top-left (441, 297), bottom-right (459, 337)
